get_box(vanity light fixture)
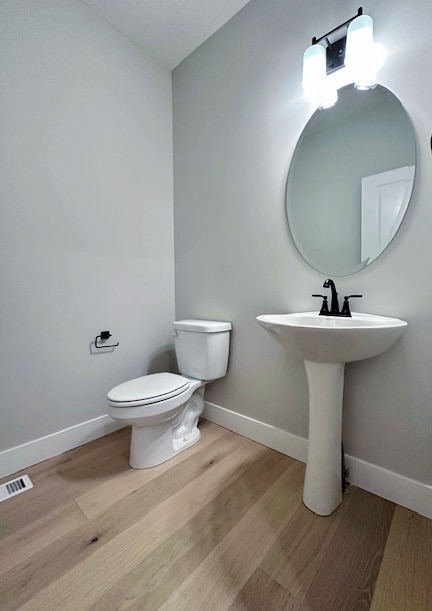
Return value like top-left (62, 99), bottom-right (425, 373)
top-left (302, 7), bottom-right (385, 109)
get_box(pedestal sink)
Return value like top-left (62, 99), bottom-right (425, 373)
top-left (256, 312), bottom-right (407, 516)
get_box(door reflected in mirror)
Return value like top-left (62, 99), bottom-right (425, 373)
top-left (286, 84), bottom-right (416, 276)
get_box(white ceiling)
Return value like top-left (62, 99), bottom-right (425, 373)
top-left (81, 0), bottom-right (252, 69)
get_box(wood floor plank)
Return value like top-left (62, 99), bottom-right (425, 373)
top-left (229, 568), bottom-right (294, 610)
top-left (0, 500), bottom-right (87, 576)
top-left (0, 427), bottom-right (130, 535)
top-left (90, 449), bottom-right (294, 610)
top-left (261, 487), bottom-right (356, 600)
top-left (1, 423), bottom-right (430, 611)
top-left (371, 506), bottom-right (432, 611)
top-left (157, 460), bottom-right (305, 611)
top-left (300, 488), bottom-right (395, 610)
top-left (76, 420), bottom-right (227, 519)
top-left (14, 437), bottom-right (265, 611)
top-left (262, 487), bottom-right (394, 610)
top-left (0, 430), bottom-right (253, 610)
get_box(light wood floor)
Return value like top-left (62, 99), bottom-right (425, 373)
top-left (0, 421), bottom-right (431, 610)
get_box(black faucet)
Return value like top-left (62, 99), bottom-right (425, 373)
top-left (312, 279), bottom-right (363, 317)
top-left (323, 279), bottom-right (340, 315)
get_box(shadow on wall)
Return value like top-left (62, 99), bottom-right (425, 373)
top-left (147, 345), bottom-right (177, 375)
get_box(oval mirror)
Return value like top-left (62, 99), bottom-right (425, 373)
top-left (286, 84), bottom-right (416, 276)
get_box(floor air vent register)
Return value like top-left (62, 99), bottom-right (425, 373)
top-left (0, 475), bottom-right (33, 502)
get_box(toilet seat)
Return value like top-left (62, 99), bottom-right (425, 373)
top-left (107, 372), bottom-right (190, 407)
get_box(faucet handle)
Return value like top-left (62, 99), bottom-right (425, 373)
top-left (340, 294), bottom-right (363, 317)
top-left (312, 294), bottom-right (330, 316)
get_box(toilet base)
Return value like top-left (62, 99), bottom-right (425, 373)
top-left (129, 387), bottom-right (205, 469)
top-left (129, 423), bottom-right (201, 468)
top-left (173, 426), bottom-right (201, 453)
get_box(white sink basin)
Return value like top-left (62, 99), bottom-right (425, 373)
top-left (257, 310), bottom-right (407, 516)
top-left (257, 312), bottom-right (407, 363)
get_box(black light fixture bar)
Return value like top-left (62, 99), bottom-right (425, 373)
top-left (311, 7), bottom-right (363, 45)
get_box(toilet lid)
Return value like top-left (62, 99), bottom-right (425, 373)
top-left (107, 372), bottom-right (190, 405)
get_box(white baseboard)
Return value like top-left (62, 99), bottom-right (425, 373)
top-left (0, 415), bottom-right (124, 480)
top-left (204, 401), bottom-right (432, 520)
top-left (204, 401), bottom-right (308, 463)
top-left (344, 455), bottom-right (432, 520)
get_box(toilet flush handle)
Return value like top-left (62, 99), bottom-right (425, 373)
top-left (171, 330), bottom-right (178, 337)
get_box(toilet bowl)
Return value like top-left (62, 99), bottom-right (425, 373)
top-left (107, 319), bottom-right (231, 468)
top-left (107, 372), bottom-right (205, 468)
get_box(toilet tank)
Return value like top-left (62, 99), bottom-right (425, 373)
top-left (173, 319), bottom-right (232, 381)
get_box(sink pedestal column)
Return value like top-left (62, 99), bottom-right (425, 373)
top-left (303, 359), bottom-right (345, 516)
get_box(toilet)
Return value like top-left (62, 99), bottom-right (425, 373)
top-left (107, 319), bottom-right (231, 468)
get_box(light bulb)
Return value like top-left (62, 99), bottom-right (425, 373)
top-left (345, 14), bottom-right (379, 90)
top-left (302, 44), bottom-right (326, 106)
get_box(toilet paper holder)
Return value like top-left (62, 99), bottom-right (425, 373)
top-left (95, 330), bottom-right (119, 349)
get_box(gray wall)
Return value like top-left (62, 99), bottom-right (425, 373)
top-left (173, 0), bottom-right (432, 484)
top-left (0, 0), bottom-right (174, 450)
